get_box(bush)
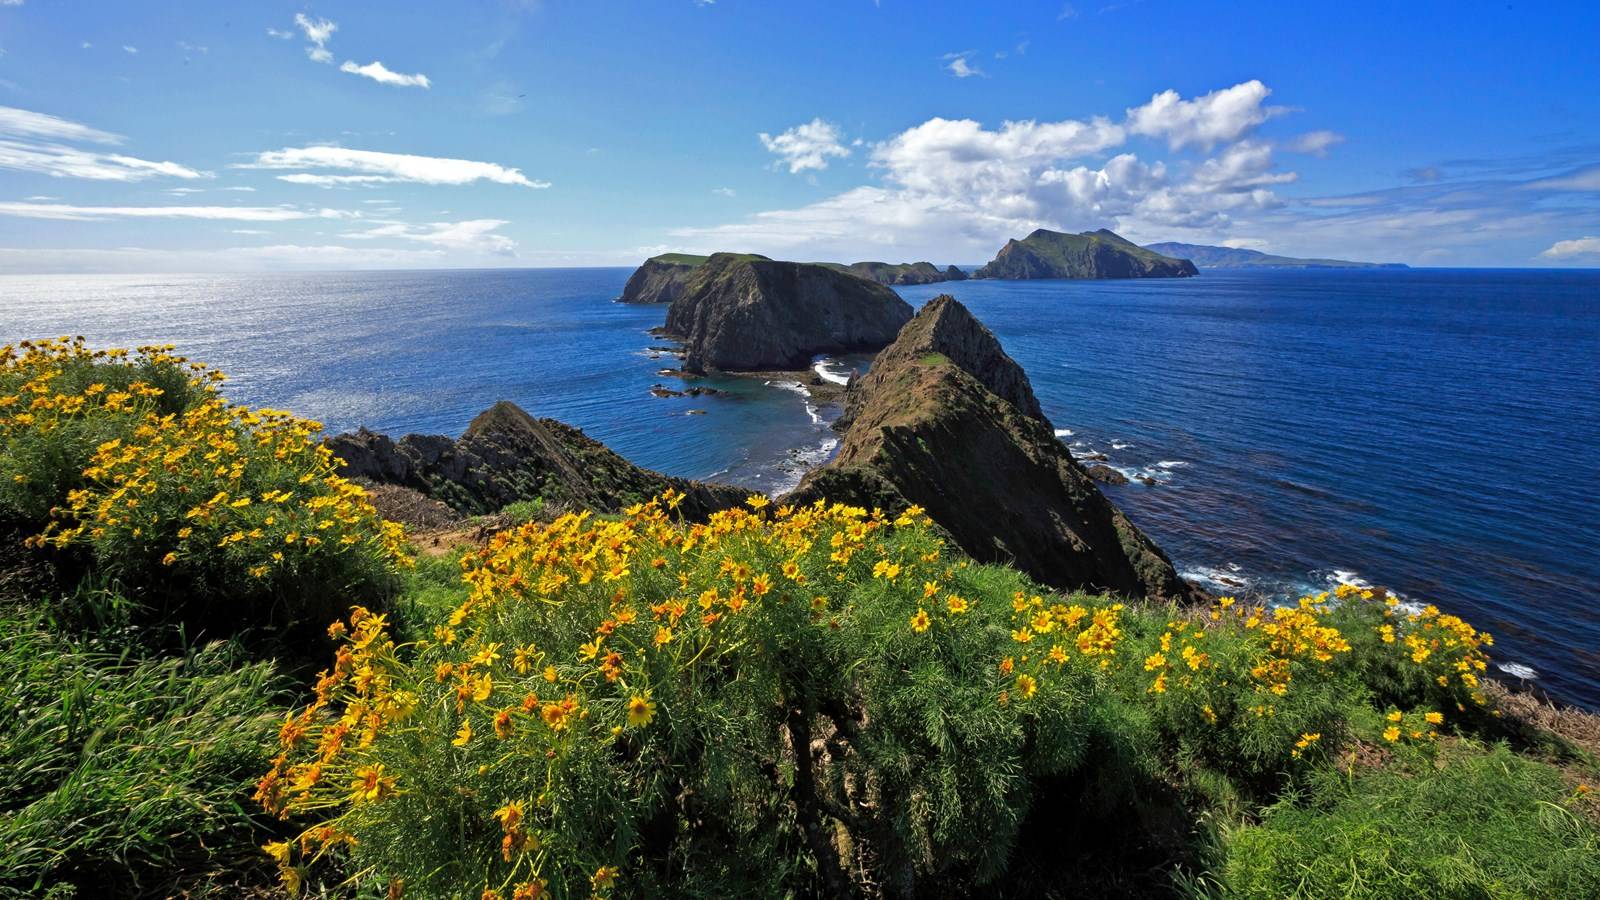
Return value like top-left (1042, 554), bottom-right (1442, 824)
top-left (2, 338), bottom-right (412, 632)
top-left (0, 611), bottom-right (289, 897)
top-left (1215, 743), bottom-right (1600, 898)
top-left (258, 495), bottom-right (1114, 898)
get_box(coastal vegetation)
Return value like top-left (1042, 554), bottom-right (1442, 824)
top-left (2, 337), bottom-right (1597, 898)
top-left (974, 228), bottom-right (1198, 280)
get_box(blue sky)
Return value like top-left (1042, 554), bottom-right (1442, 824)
top-left (0, 0), bottom-right (1596, 271)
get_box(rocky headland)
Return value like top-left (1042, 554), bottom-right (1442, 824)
top-left (822, 260), bottom-right (968, 285)
top-left (975, 228), bottom-right (1198, 280)
top-left (1143, 241), bottom-right (1408, 269)
top-left (662, 252), bottom-right (913, 373)
top-left (789, 294), bottom-right (1196, 600)
top-left (326, 400), bottom-right (745, 519)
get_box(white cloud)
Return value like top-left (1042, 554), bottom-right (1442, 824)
top-left (245, 146), bottom-right (549, 187)
top-left (266, 28), bottom-right (293, 40)
top-left (1, 1), bottom-right (25, 7)
top-left (0, 105), bottom-right (209, 181)
top-left (1539, 236), bottom-right (1600, 258)
top-left (1058, 4), bottom-right (1078, 20)
top-left (293, 13), bottom-right (337, 63)
top-left (1126, 79), bottom-right (1283, 151)
top-left (712, 187), bottom-right (736, 197)
top-left (122, 45), bottom-right (138, 55)
top-left (1287, 130), bottom-right (1344, 157)
top-left (0, 202), bottom-right (354, 221)
top-left (0, 244), bottom-right (450, 273)
top-left (1524, 166), bottom-right (1600, 191)
top-left (347, 218), bottom-right (517, 255)
top-left (0, 105), bottom-right (121, 144)
top-left (674, 81), bottom-right (1306, 261)
top-left (758, 118), bottom-right (850, 174)
top-left (944, 51), bottom-right (984, 79)
top-left (222, 185), bottom-right (256, 192)
top-left (340, 60), bottom-right (431, 88)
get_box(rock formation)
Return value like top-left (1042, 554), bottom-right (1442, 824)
top-left (974, 228), bottom-right (1198, 280)
top-left (664, 253), bottom-right (914, 373)
top-left (327, 401), bottom-right (746, 519)
top-left (618, 253), bottom-right (725, 304)
top-left (790, 296), bottom-right (1194, 600)
top-left (825, 261), bottom-right (969, 286)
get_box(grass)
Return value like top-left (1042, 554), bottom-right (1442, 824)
top-left (1213, 742), bottom-right (1600, 898)
top-left (0, 611), bottom-right (289, 898)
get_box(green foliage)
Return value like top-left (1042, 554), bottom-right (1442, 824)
top-left (0, 611), bottom-right (289, 898)
top-left (1214, 743), bottom-right (1600, 899)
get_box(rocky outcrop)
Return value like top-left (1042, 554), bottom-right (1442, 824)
top-left (974, 228), bottom-right (1198, 280)
top-left (829, 261), bottom-right (969, 286)
top-left (840, 294), bottom-right (1043, 429)
top-left (789, 297), bottom-right (1194, 601)
top-left (664, 253), bottom-right (914, 373)
top-left (618, 254), bottom-right (720, 304)
top-left (327, 401), bottom-right (746, 519)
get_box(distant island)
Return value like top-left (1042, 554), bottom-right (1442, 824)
top-left (1143, 241), bottom-right (1409, 269)
top-left (974, 228), bottom-right (1198, 280)
top-left (619, 253), bottom-right (964, 303)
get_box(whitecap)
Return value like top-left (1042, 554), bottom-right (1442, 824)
top-left (1154, 460), bottom-right (1189, 469)
top-left (1180, 565), bottom-right (1255, 593)
top-left (1496, 662), bottom-right (1539, 680)
top-left (1054, 428), bottom-right (1074, 438)
top-left (811, 358), bottom-right (851, 386)
top-left (1111, 442), bottom-right (1132, 450)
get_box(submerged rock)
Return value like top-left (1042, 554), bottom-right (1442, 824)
top-left (664, 253), bottom-right (913, 373)
top-left (974, 228), bottom-right (1198, 280)
top-left (1085, 464), bottom-right (1129, 486)
top-left (327, 401), bottom-right (745, 518)
top-left (790, 296), bottom-right (1194, 601)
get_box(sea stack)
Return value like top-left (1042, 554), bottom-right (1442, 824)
top-left (790, 295), bottom-right (1194, 601)
top-left (975, 228), bottom-right (1198, 280)
top-left (664, 253), bottom-right (914, 373)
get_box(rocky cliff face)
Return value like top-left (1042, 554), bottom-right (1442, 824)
top-left (664, 253), bottom-right (914, 373)
top-left (618, 255), bottom-right (711, 303)
top-left (974, 228), bottom-right (1198, 280)
top-left (840, 294), bottom-right (1043, 428)
top-left (327, 401), bottom-right (746, 519)
top-left (790, 297), bottom-right (1194, 601)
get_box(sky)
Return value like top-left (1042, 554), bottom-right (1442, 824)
top-left (0, 0), bottom-right (1596, 272)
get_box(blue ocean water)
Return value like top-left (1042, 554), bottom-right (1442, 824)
top-left (2, 267), bottom-right (1597, 707)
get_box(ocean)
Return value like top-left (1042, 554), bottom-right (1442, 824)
top-left (3, 267), bottom-right (1597, 707)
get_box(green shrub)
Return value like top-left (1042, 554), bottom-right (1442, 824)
top-left (1, 338), bottom-right (412, 633)
top-left (0, 612), bottom-right (289, 897)
top-left (1214, 743), bottom-right (1600, 899)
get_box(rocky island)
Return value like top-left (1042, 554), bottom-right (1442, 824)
top-left (974, 228), bottom-right (1198, 279)
top-left (1143, 241), bottom-right (1409, 269)
top-left (662, 252), bottom-right (914, 373)
top-left (792, 294), bottom-right (1195, 600)
top-left (820, 260), bottom-right (968, 285)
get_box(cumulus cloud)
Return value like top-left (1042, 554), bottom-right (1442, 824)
top-left (340, 60), bottom-right (431, 88)
top-left (759, 118), bottom-right (850, 174)
top-left (1126, 79), bottom-right (1283, 151)
top-left (294, 13), bottom-right (337, 63)
top-left (675, 81), bottom-right (1306, 260)
top-left (0, 202), bottom-right (355, 221)
top-left (0, 105), bottom-right (208, 181)
top-left (347, 219), bottom-right (517, 255)
top-left (244, 146), bottom-right (549, 187)
top-left (1539, 236), bottom-right (1600, 258)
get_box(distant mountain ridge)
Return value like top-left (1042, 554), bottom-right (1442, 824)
top-left (1143, 242), bottom-right (1408, 269)
top-left (974, 228), bottom-right (1198, 280)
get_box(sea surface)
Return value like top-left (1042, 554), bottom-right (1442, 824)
top-left (3, 267), bottom-right (1597, 707)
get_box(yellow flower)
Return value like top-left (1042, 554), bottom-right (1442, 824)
top-left (1424, 711), bottom-right (1443, 725)
top-left (627, 694), bottom-right (657, 728)
top-left (1015, 673), bottom-right (1038, 699)
top-left (745, 494), bottom-right (769, 511)
top-left (1386, 710), bottom-right (1403, 723)
top-left (1383, 726), bottom-right (1401, 743)
top-left (348, 764), bottom-right (395, 804)
top-left (494, 708), bottom-right (514, 739)
top-left (909, 608), bottom-right (931, 633)
top-left (946, 594), bottom-right (969, 614)
top-left (453, 719), bottom-right (473, 747)
top-left (591, 866), bottom-right (619, 890)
